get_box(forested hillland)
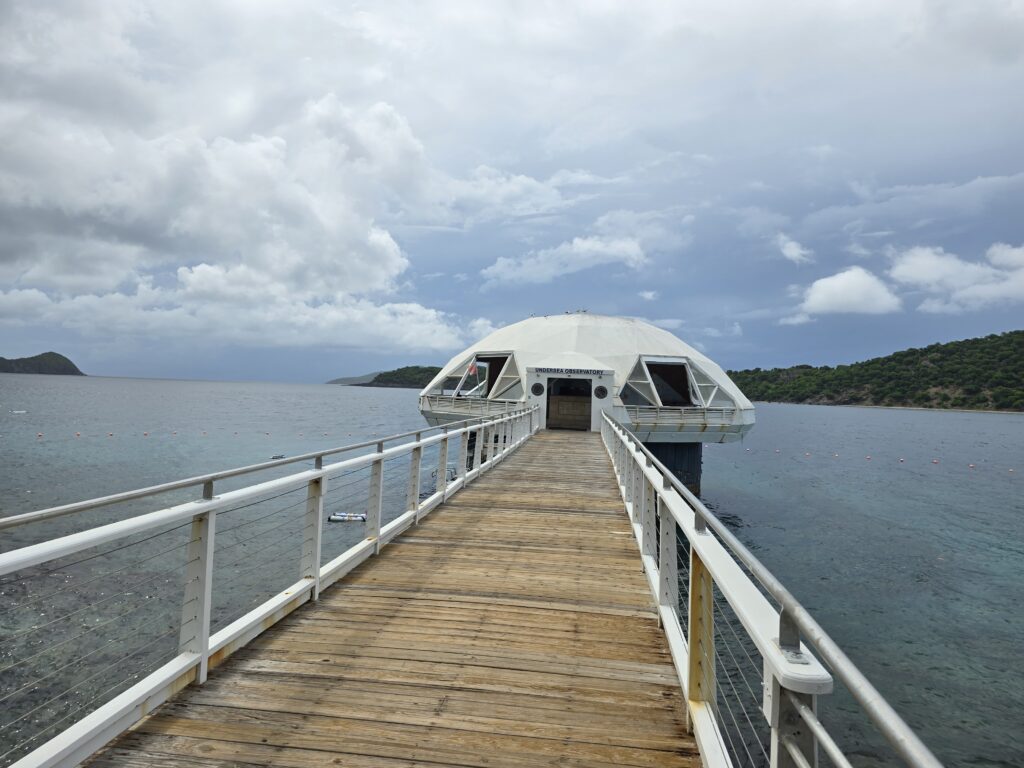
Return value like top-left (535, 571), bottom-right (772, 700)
top-left (0, 352), bottom-right (84, 375)
top-left (351, 366), bottom-right (442, 389)
top-left (728, 331), bottom-right (1023, 411)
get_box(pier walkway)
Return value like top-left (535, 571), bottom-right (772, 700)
top-left (87, 431), bottom-right (701, 768)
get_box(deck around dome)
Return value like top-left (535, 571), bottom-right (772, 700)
top-left (85, 431), bottom-right (701, 768)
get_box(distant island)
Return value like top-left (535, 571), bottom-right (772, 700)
top-left (0, 352), bottom-right (84, 376)
top-left (326, 372), bottom-right (380, 385)
top-left (331, 365), bottom-right (442, 389)
top-left (728, 330), bottom-right (1023, 411)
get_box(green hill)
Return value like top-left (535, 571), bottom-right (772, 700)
top-left (326, 372), bottom-right (380, 385)
top-left (0, 352), bottom-right (84, 375)
top-left (352, 366), bottom-right (442, 389)
top-left (728, 331), bottom-right (1024, 411)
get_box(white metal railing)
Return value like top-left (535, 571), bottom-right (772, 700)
top-left (419, 394), bottom-right (521, 418)
top-left (601, 412), bottom-right (944, 768)
top-left (625, 405), bottom-right (737, 426)
top-left (0, 407), bottom-right (539, 768)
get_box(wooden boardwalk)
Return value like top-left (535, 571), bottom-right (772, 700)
top-left (88, 430), bottom-right (701, 768)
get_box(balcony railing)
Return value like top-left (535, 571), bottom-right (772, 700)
top-left (625, 405), bottom-right (737, 426)
top-left (420, 394), bottom-right (521, 417)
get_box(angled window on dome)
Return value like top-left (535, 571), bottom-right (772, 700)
top-left (494, 380), bottom-right (524, 400)
top-left (488, 355), bottom-right (520, 400)
top-left (620, 383), bottom-right (655, 406)
top-left (625, 358), bottom-right (659, 405)
top-left (646, 362), bottom-right (698, 407)
top-left (456, 353), bottom-right (511, 398)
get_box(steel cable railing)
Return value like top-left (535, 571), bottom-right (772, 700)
top-left (0, 406), bottom-right (538, 768)
top-left (600, 411), bottom-right (944, 768)
top-left (0, 520), bottom-right (189, 764)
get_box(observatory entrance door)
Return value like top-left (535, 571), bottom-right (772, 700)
top-left (546, 378), bottom-right (592, 430)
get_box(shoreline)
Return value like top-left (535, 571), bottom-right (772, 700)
top-left (751, 400), bottom-right (1023, 416)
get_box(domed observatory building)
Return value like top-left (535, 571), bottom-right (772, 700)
top-left (419, 314), bottom-right (755, 494)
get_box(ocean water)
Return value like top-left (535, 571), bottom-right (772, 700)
top-left (1, 375), bottom-right (1022, 766)
top-left (702, 404), bottom-right (1024, 768)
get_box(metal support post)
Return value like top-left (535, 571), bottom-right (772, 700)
top-left (687, 549), bottom-right (715, 724)
top-left (368, 442), bottom-right (384, 553)
top-left (179, 509), bottom-right (216, 684)
top-left (472, 425), bottom-right (484, 475)
top-left (769, 686), bottom-right (818, 768)
top-left (658, 493), bottom-right (679, 614)
top-left (300, 477), bottom-right (324, 599)
top-left (457, 430), bottom-right (469, 481)
top-left (437, 430), bottom-right (450, 499)
top-left (408, 433), bottom-right (423, 522)
top-left (642, 474), bottom-right (657, 560)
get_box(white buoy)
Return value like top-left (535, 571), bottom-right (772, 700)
top-left (328, 512), bottom-right (367, 523)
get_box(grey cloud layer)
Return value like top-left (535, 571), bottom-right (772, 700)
top-left (1, 0), bottom-right (1023, 372)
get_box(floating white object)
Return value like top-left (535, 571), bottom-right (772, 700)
top-left (328, 513), bottom-right (367, 523)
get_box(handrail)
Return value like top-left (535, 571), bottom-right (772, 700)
top-left (601, 411), bottom-right (943, 768)
top-left (1, 406), bottom-right (540, 768)
top-left (0, 413), bottom-right (498, 533)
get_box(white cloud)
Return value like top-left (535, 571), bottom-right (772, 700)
top-left (0, 284), bottom-right (468, 351)
top-left (887, 246), bottom-right (1001, 292)
top-left (701, 322), bottom-right (743, 338)
top-left (481, 236), bottom-right (645, 286)
top-left (775, 233), bottom-right (814, 264)
top-left (467, 317), bottom-right (499, 339)
top-left (782, 266), bottom-right (901, 323)
top-left (638, 290), bottom-right (659, 301)
top-left (888, 242), bottom-right (1024, 313)
top-left (480, 208), bottom-right (691, 286)
top-left (779, 312), bottom-right (812, 326)
top-left (987, 242), bottom-right (1024, 269)
top-left (593, 209), bottom-right (694, 252)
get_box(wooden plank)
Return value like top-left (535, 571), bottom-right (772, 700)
top-left (85, 431), bottom-right (701, 768)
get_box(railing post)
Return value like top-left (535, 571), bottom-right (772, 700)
top-left (472, 423), bottom-right (484, 477)
top-left (769, 686), bottom-right (819, 768)
top-left (368, 441), bottom-right (384, 553)
top-left (642, 460), bottom-right (657, 560)
top-left (456, 428), bottom-right (469, 483)
top-left (622, 442), bottom-right (630, 514)
top-left (767, 607), bottom-right (818, 767)
top-left (658, 481), bottom-right (679, 616)
top-left (179, 503), bottom-right (216, 684)
top-left (437, 428), bottom-right (450, 499)
top-left (687, 548), bottom-right (715, 727)
top-left (408, 432), bottom-right (423, 522)
top-left (300, 476), bottom-right (324, 599)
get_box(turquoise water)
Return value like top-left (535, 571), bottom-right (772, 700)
top-left (1, 375), bottom-right (1022, 766)
top-left (703, 404), bottom-right (1024, 767)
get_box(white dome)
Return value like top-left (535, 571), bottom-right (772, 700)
top-left (423, 313), bottom-right (752, 411)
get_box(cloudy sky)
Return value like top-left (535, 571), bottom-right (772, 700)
top-left (1, 1), bottom-right (1022, 381)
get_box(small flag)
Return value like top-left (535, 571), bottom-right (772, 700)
top-left (468, 362), bottom-right (477, 375)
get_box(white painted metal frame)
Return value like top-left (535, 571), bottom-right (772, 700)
top-left (600, 412), bottom-right (944, 768)
top-left (1, 407), bottom-right (539, 768)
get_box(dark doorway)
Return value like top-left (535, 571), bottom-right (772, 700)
top-left (546, 378), bottom-right (592, 430)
